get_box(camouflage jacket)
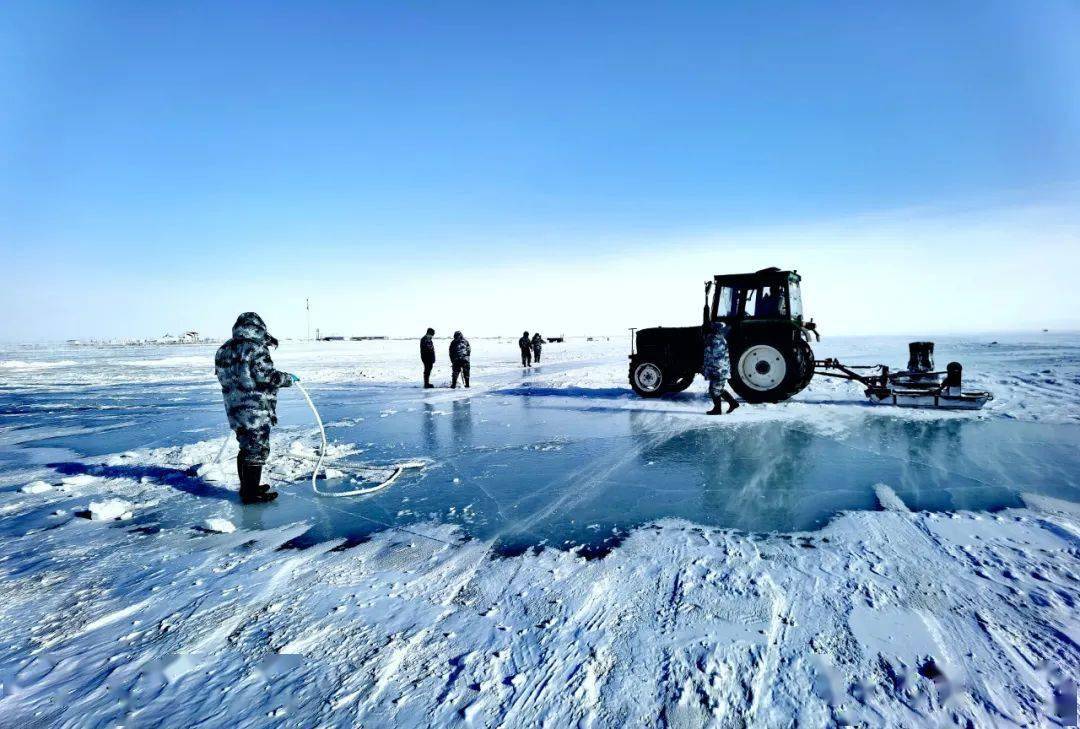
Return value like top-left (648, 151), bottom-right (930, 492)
top-left (215, 312), bottom-right (292, 430)
top-left (450, 335), bottom-right (471, 363)
top-left (531, 334), bottom-right (543, 352)
top-left (518, 336), bottom-right (531, 351)
top-left (420, 334), bottom-right (435, 363)
top-left (702, 322), bottom-right (731, 381)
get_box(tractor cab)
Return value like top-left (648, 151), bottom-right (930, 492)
top-left (710, 268), bottom-right (804, 325)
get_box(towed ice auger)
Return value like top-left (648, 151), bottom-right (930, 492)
top-left (816, 341), bottom-right (993, 410)
top-left (627, 268), bottom-right (993, 410)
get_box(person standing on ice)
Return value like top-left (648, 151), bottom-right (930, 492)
top-left (420, 327), bottom-right (436, 388)
top-left (215, 312), bottom-right (297, 503)
top-left (531, 332), bottom-right (544, 363)
top-left (703, 320), bottom-right (739, 415)
top-left (450, 331), bottom-right (471, 388)
top-left (519, 331), bottom-right (533, 367)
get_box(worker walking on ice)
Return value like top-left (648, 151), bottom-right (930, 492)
top-left (519, 331), bottom-right (533, 367)
top-left (420, 327), bottom-right (436, 388)
top-left (531, 332), bottom-right (544, 363)
top-left (215, 312), bottom-right (298, 503)
top-left (450, 330), bottom-right (471, 388)
top-left (703, 320), bottom-right (740, 415)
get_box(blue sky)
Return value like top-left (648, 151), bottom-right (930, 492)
top-left (2, 1), bottom-right (1078, 340)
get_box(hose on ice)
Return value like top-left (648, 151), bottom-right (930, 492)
top-left (295, 381), bottom-right (422, 497)
top-left (211, 382), bottom-right (422, 497)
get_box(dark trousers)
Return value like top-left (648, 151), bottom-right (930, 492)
top-left (234, 424), bottom-right (271, 465)
top-left (422, 359), bottom-right (434, 385)
top-left (452, 360), bottom-right (470, 387)
top-left (533, 346), bottom-right (541, 362)
top-left (521, 348), bottom-right (532, 366)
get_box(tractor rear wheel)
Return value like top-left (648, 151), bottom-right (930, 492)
top-left (794, 339), bottom-right (815, 393)
top-left (728, 340), bottom-right (810, 404)
top-left (629, 358), bottom-right (667, 398)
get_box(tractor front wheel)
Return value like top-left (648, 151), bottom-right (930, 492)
top-left (728, 341), bottom-right (809, 404)
top-left (629, 359), bottom-right (667, 398)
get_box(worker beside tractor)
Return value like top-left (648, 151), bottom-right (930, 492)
top-left (703, 321), bottom-right (740, 415)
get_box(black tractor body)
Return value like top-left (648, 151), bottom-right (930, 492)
top-left (629, 268), bottom-right (817, 403)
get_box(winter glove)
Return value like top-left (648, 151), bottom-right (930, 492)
top-left (289, 373), bottom-right (300, 383)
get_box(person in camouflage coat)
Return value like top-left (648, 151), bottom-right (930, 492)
top-left (449, 330), bottom-right (471, 388)
top-left (703, 321), bottom-right (739, 415)
top-left (531, 332), bottom-right (543, 363)
top-left (215, 312), bottom-right (296, 503)
top-left (519, 331), bottom-right (533, 367)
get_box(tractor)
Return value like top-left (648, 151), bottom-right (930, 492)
top-left (629, 268), bottom-right (817, 403)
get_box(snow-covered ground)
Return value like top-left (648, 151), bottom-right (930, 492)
top-left (0, 334), bottom-right (1077, 726)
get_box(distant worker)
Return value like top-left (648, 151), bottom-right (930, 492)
top-left (531, 332), bottom-right (544, 363)
top-left (519, 331), bottom-right (533, 367)
top-left (215, 312), bottom-right (297, 503)
top-left (703, 320), bottom-right (740, 415)
top-left (450, 331), bottom-right (471, 388)
top-left (420, 327), bottom-right (436, 388)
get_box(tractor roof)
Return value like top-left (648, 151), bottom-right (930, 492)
top-left (713, 267), bottom-right (800, 286)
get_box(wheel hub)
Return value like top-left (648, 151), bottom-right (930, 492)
top-left (634, 363), bottom-right (663, 392)
top-left (737, 345), bottom-right (787, 391)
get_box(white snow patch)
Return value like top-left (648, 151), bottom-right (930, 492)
top-left (202, 517), bottom-right (236, 534)
top-left (874, 483), bottom-right (910, 512)
top-left (21, 480), bottom-right (53, 494)
top-left (62, 474), bottom-right (99, 487)
top-left (87, 499), bottom-right (134, 521)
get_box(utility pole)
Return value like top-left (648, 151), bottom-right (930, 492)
top-left (306, 298), bottom-right (311, 341)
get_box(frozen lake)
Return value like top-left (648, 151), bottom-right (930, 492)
top-left (3, 334), bottom-right (1078, 554)
top-left (1, 334), bottom-right (1078, 727)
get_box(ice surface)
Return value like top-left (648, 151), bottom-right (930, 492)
top-left (0, 334), bottom-right (1077, 726)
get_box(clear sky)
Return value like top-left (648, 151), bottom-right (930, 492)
top-left (2, 1), bottom-right (1078, 341)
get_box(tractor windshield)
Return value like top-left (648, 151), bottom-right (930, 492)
top-left (745, 283), bottom-right (786, 318)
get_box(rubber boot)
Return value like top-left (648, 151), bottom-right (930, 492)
top-left (706, 395), bottom-right (725, 415)
top-left (238, 456), bottom-right (277, 504)
top-left (723, 391), bottom-right (740, 414)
